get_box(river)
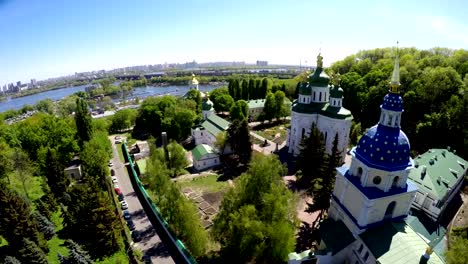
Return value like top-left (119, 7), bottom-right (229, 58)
top-left (0, 84), bottom-right (223, 113)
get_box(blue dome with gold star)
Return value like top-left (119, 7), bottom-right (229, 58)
top-left (381, 93), bottom-right (403, 112)
top-left (354, 124), bottom-right (411, 171)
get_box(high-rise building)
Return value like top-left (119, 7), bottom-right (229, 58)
top-left (31, 79), bottom-right (37, 88)
top-left (256, 60), bottom-right (268, 66)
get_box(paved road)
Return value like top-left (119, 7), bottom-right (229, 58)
top-left (109, 136), bottom-right (175, 264)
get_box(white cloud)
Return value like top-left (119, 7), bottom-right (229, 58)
top-left (429, 16), bottom-right (468, 45)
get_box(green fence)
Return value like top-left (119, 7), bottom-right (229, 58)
top-left (122, 142), bottom-right (197, 264)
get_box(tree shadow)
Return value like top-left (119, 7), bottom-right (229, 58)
top-left (130, 208), bottom-right (146, 220)
top-left (295, 221), bottom-right (320, 252)
top-left (143, 241), bottom-right (171, 259)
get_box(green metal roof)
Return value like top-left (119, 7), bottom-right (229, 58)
top-left (247, 99), bottom-right (265, 109)
top-left (408, 149), bottom-right (467, 200)
top-left (291, 100), bottom-right (353, 120)
top-left (360, 221), bottom-right (445, 264)
top-left (299, 82), bottom-right (312, 95)
top-left (330, 85), bottom-right (344, 98)
top-left (318, 219), bottom-right (356, 255)
top-left (200, 114), bottom-right (230, 137)
top-left (308, 67), bottom-right (330, 87)
top-left (191, 144), bottom-right (216, 161)
top-left (202, 99), bottom-right (214, 111)
top-left (405, 211), bottom-right (447, 259)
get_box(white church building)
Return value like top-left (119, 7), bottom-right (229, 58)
top-left (289, 53), bottom-right (446, 264)
top-left (286, 54), bottom-right (353, 160)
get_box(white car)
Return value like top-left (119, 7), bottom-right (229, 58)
top-left (111, 176), bottom-right (118, 184)
top-left (121, 200), bottom-right (128, 210)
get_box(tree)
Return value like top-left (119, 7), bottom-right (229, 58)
top-left (263, 92), bottom-right (276, 122)
top-left (80, 131), bottom-right (111, 189)
top-left (185, 89), bottom-right (202, 114)
top-left (11, 149), bottom-right (35, 199)
top-left (213, 94), bottom-right (234, 113)
top-left (165, 141), bottom-right (189, 177)
top-left (146, 147), bottom-right (208, 257)
top-left (446, 236), bottom-right (468, 264)
top-left (45, 148), bottom-right (70, 200)
top-left (34, 212), bottom-right (56, 240)
top-left (214, 132), bottom-right (227, 155)
top-left (261, 78), bottom-right (270, 98)
top-left (75, 98), bottom-right (93, 145)
top-left (58, 239), bottom-right (93, 264)
top-left (0, 139), bottom-right (13, 183)
top-left (110, 108), bottom-right (137, 133)
top-left (241, 79), bottom-right (249, 100)
top-left (227, 119), bottom-right (252, 165)
top-left (18, 238), bottom-right (48, 264)
top-left (0, 186), bottom-right (46, 254)
top-left (248, 79), bottom-right (256, 99)
top-left (296, 123), bottom-right (327, 189)
top-left (35, 99), bottom-right (54, 114)
top-left (3, 256), bottom-right (21, 264)
top-left (274, 90), bottom-right (287, 119)
top-left (213, 154), bottom-right (297, 263)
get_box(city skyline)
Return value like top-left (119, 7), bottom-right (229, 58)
top-left (1, 0), bottom-right (467, 84)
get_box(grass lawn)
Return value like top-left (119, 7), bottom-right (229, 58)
top-left (116, 142), bottom-right (125, 162)
top-left (177, 174), bottom-right (229, 193)
top-left (253, 122), bottom-right (289, 143)
top-left (250, 135), bottom-right (264, 145)
top-left (47, 210), bottom-right (69, 264)
top-left (9, 174), bottom-right (45, 202)
top-left (95, 251), bottom-right (129, 264)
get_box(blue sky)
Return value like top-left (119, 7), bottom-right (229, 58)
top-left (1, 0), bottom-right (467, 84)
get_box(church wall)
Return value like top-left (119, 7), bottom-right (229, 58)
top-left (310, 86), bottom-right (329, 103)
top-left (288, 111), bottom-right (318, 155)
top-left (316, 115), bottom-right (351, 160)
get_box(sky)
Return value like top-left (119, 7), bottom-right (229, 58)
top-left (1, 0), bottom-right (467, 84)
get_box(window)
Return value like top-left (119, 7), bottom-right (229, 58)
top-left (71, 173), bottom-right (75, 178)
top-left (319, 92), bottom-right (322, 101)
top-left (364, 252), bottom-right (369, 261)
top-left (387, 115), bottom-right (393, 126)
top-left (357, 167), bottom-right (363, 177)
top-left (313, 92), bottom-right (316, 100)
top-left (392, 176), bottom-right (399, 187)
top-left (201, 132), bottom-right (203, 136)
top-left (302, 128), bottom-right (305, 139)
top-left (373, 176), bottom-right (382, 185)
top-left (357, 244), bottom-right (363, 254)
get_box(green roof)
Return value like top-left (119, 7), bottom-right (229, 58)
top-left (308, 67), bottom-right (330, 87)
top-left (200, 114), bottom-right (230, 137)
top-left (408, 149), bottom-right (467, 200)
top-left (330, 85), bottom-right (344, 98)
top-left (299, 82), bottom-right (312, 95)
top-left (318, 219), bottom-right (356, 255)
top-left (202, 99), bottom-right (214, 111)
top-left (360, 221), bottom-right (445, 264)
top-left (405, 211), bottom-right (447, 258)
top-left (192, 144), bottom-right (216, 161)
top-left (136, 159), bottom-right (147, 174)
top-left (291, 100), bottom-right (353, 120)
top-left (247, 99), bottom-right (265, 109)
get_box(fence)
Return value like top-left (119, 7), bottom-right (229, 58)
top-left (122, 142), bottom-right (197, 264)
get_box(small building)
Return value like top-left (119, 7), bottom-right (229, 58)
top-left (247, 99), bottom-right (265, 121)
top-left (192, 114), bottom-right (230, 147)
top-left (130, 141), bottom-right (150, 160)
top-left (64, 158), bottom-right (82, 180)
top-left (408, 148), bottom-right (467, 221)
top-left (191, 144), bottom-right (220, 171)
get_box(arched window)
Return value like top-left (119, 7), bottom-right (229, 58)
top-left (392, 176), bottom-right (399, 187)
top-left (387, 115), bottom-right (393, 126)
top-left (319, 92), bottom-right (322, 101)
top-left (384, 201), bottom-right (396, 219)
top-left (302, 128), bottom-right (305, 139)
top-left (357, 167), bottom-right (363, 177)
top-left (324, 132), bottom-right (328, 145)
top-left (313, 92), bottom-right (316, 101)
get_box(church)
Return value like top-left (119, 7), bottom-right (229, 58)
top-left (288, 53), bottom-right (446, 264)
top-left (286, 54), bottom-right (353, 160)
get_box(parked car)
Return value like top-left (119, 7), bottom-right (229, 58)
top-left (118, 194), bottom-right (125, 201)
top-left (113, 183), bottom-right (119, 189)
top-left (115, 136), bottom-right (121, 140)
top-left (131, 230), bottom-right (142, 242)
top-left (115, 139), bottom-right (122, 144)
top-left (127, 219), bottom-right (136, 231)
top-left (111, 176), bottom-right (118, 184)
top-left (111, 169), bottom-right (115, 176)
top-left (114, 187), bottom-right (122, 195)
top-left (121, 200), bottom-right (128, 210)
top-left (123, 210), bottom-right (131, 220)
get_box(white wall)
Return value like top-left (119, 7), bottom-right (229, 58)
top-left (192, 128), bottom-right (216, 146)
top-left (194, 154), bottom-right (220, 171)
